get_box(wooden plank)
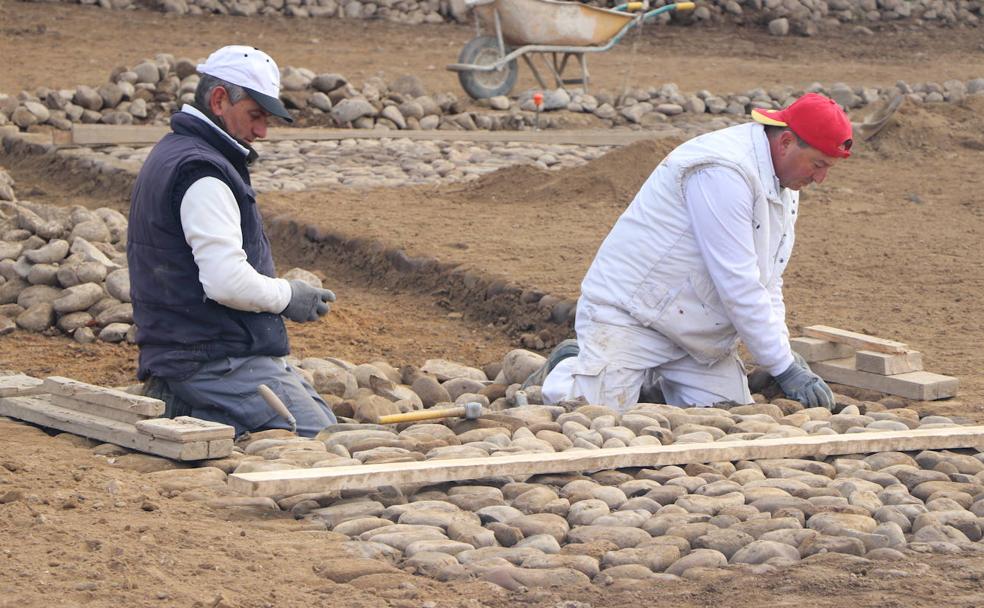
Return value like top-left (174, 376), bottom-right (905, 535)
top-left (69, 124), bottom-right (659, 147)
top-left (802, 325), bottom-right (909, 354)
top-left (228, 426), bottom-right (984, 497)
top-left (790, 337), bottom-right (855, 363)
top-left (0, 374), bottom-right (45, 397)
top-left (3, 130), bottom-right (53, 146)
top-left (812, 357), bottom-right (958, 401)
top-left (855, 350), bottom-right (924, 375)
top-left (50, 394), bottom-right (147, 424)
top-left (0, 395), bottom-right (220, 460)
top-left (43, 376), bottom-right (164, 417)
top-left (135, 417), bottom-right (235, 442)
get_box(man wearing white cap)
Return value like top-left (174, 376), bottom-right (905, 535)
top-left (534, 93), bottom-right (854, 412)
top-left (127, 46), bottom-right (338, 437)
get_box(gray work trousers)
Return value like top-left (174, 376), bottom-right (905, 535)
top-left (166, 355), bottom-right (337, 438)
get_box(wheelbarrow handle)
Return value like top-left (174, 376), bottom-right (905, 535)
top-left (615, 1), bottom-right (695, 13)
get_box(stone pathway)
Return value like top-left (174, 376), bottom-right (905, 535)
top-left (58, 138), bottom-right (617, 191)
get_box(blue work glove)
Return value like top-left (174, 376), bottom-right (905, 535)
top-left (774, 360), bottom-right (835, 409)
top-left (282, 280), bottom-right (335, 323)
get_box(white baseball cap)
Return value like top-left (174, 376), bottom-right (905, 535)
top-left (197, 45), bottom-right (293, 123)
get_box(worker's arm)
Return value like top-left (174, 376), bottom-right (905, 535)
top-left (180, 176), bottom-right (292, 313)
top-left (769, 276), bottom-right (790, 344)
top-left (684, 167), bottom-right (794, 376)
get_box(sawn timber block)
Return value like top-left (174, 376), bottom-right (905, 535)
top-left (855, 350), bottom-right (924, 375)
top-left (208, 439), bottom-right (235, 458)
top-left (42, 376), bottom-right (164, 417)
top-left (802, 325), bottom-right (909, 354)
top-left (790, 337), bottom-right (856, 362)
top-left (0, 374), bottom-right (45, 398)
top-left (135, 417), bottom-right (235, 442)
top-left (227, 426), bottom-right (984, 497)
top-left (0, 395), bottom-right (216, 460)
top-left (812, 357), bottom-right (958, 401)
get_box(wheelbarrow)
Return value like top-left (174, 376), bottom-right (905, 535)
top-left (447, 0), bottom-right (695, 99)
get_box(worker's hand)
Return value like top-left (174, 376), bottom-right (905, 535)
top-left (282, 280), bottom-right (336, 323)
top-left (774, 360), bottom-right (835, 409)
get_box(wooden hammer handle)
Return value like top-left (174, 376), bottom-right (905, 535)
top-left (376, 406), bottom-right (465, 425)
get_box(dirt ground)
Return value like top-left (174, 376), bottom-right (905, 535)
top-left (2, 2), bottom-right (984, 607)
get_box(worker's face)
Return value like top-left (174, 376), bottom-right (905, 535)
top-left (210, 86), bottom-right (270, 143)
top-left (772, 130), bottom-right (841, 191)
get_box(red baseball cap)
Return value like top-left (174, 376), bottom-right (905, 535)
top-left (751, 93), bottom-right (853, 158)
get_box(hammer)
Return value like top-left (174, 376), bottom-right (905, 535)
top-left (375, 401), bottom-right (483, 425)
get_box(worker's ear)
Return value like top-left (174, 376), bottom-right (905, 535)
top-left (776, 130), bottom-right (797, 158)
top-left (209, 86), bottom-right (229, 118)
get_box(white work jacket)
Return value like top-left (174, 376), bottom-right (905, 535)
top-left (579, 122), bottom-right (797, 371)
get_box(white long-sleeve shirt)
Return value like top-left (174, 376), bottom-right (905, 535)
top-left (178, 105), bottom-right (292, 314)
top-left (684, 166), bottom-right (794, 376)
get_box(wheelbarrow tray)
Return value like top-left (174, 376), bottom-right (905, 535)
top-left (473, 0), bottom-right (636, 47)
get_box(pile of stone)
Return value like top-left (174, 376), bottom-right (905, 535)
top-left (25, 0), bottom-right (984, 30)
top-left (0, 199), bottom-right (133, 342)
top-left (159, 0), bottom-right (450, 23)
top-left (124, 349), bottom-right (984, 586)
top-left (0, 197), bottom-right (339, 344)
top-left (0, 167), bottom-right (15, 203)
top-left (1, 49), bottom-right (982, 134)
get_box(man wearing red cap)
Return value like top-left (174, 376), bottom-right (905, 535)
top-left (128, 46), bottom-right (338, 436)
top-left (536, 93), bottom-right (853, 411)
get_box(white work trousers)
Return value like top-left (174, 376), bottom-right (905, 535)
top-left (541, 315), bottom-right (753, 412)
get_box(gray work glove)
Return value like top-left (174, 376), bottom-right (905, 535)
top-left (774, 360), bottom-right (835, 409)
top-left (791, 349), bottom-right (811, 372)
top-left (282, 280), bottom-right (335, 323)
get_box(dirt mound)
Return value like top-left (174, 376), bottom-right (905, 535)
top-left (857, 95), bottom-right (984, 160)
top-left (461, 137), bottom-right (680, 206)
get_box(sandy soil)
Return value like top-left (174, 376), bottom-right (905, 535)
top-left (2, 2), bottom-right (984, 607)
top-left (2, 0), bottom-right (983, 99)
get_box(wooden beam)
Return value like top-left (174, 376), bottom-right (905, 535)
top-left (812, 357), bottom-right (958, 401)
top-left (0, 395), bottom-right (229, 460)
top-left (49, 394), bottom-right (148, 424)
top-left (68, 124), bottom-right (659, 147)
top-left (790, 337), bottom-right (855, 363)
top-left (0, 374), bottom-right (45, 397)
top-left (227, 426), bottom-right (984, 497)
top-left (854, 350), bottom-right (924, 375)
top-left (802, 325), bottom-right (909, 354)
top-left (42, 376), bottom-right (164, 417)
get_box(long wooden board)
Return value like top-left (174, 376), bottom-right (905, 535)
top-left (812, 357), bottom-right (958, 401)
top-left (228, 426), bottom-right (984, 497)
top-left (802, 325), bottom-right (909, 354)
top-left (49, 394), bottom-right (148, 425)
top-left (0, 395), bottom-right (229, 460)
top-left (43, 376), bottom-right (165, 417)
top-left (0, 374), bottom-right (45, 397)
top-left (68, 124), bottom-right (660, 147)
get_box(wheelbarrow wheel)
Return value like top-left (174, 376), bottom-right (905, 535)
top-left (457, 36), bottom-right (518, 100)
